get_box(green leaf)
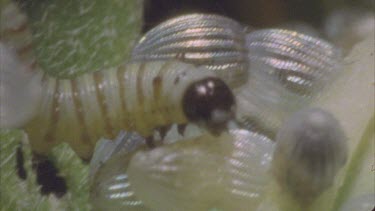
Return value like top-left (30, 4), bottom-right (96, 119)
top-left (26, 0), bottom-right (143, 78)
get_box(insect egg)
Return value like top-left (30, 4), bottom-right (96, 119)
top-left (236, 29), bottom-right (343, 134)
top-left (89, 131), bottom-right (147, 211)
top-left (245, 28), bottom-right (342, 96)
top-left (272, 107), bottom-right (348, 202)
top-left (132, 13), bottom-right (249, 89)
top-left (90, 129), bottom-right (275, 211)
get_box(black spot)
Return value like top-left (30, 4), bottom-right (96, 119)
top-left (16, 144), bottom-right (27, 180)
top-left (182, 77), bottom-right (235, 134)
top-left (32, 154), bottom-right (67, 198)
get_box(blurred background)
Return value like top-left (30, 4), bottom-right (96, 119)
top-left (142, 0), bottom-right (373, 32)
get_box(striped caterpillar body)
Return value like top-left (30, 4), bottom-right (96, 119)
top-left (22, 61), bottom-right (235, 160)
top-left (0, 3), bottom-right (235, 160)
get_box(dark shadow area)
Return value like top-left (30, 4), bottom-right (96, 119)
top-left (32, 154), bottom-right (67, 198)
top-left (142, 0), bottom-right (327, 32)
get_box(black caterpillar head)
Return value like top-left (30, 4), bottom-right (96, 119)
top-left (182, 77), bottom-right (235, 135)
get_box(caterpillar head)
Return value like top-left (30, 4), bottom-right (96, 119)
top-left (182, 77), bottom-right (235, 135)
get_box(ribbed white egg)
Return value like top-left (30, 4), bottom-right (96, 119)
top-left (279, 21), bottom-right (321, 37)
top-left (246, 29), bottom-right (342, 96)
top-left (236, 29), bottom-right (343, 134)
top-left (127, 129), bottom-right (275, 211)
top-left (272, 108), bottom-right (348, 202)
top-left (132, 13), bottom-right (249, 89)
top-left (89, 131), bottom-right (148, 211)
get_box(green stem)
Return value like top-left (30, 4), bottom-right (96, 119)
top-left (331, 114), bottom-right (375, 211)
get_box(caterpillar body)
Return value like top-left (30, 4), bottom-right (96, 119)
top-left (21, 61), bottom-right (235, 160)
top-left (0, 3), bottom-right (235, 160)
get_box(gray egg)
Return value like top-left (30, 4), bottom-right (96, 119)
top-left (272, 108), bottom-right (348, 202)
top-left (132, 13), bottom-right (249, 89)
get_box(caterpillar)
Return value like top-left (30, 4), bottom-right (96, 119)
top-left (0, 3), bottom-right (235, 160)
top-left (15, 60), bottom-right (235, 160)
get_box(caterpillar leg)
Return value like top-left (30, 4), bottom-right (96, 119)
top-left (156, 125), bottom-right (172, 140)
top-left (31, 153), bottom-right (67, 198)
top-left (145, 136), bottom-right (156, 149)
top-left (177, 124), bottom-right (187, 136)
